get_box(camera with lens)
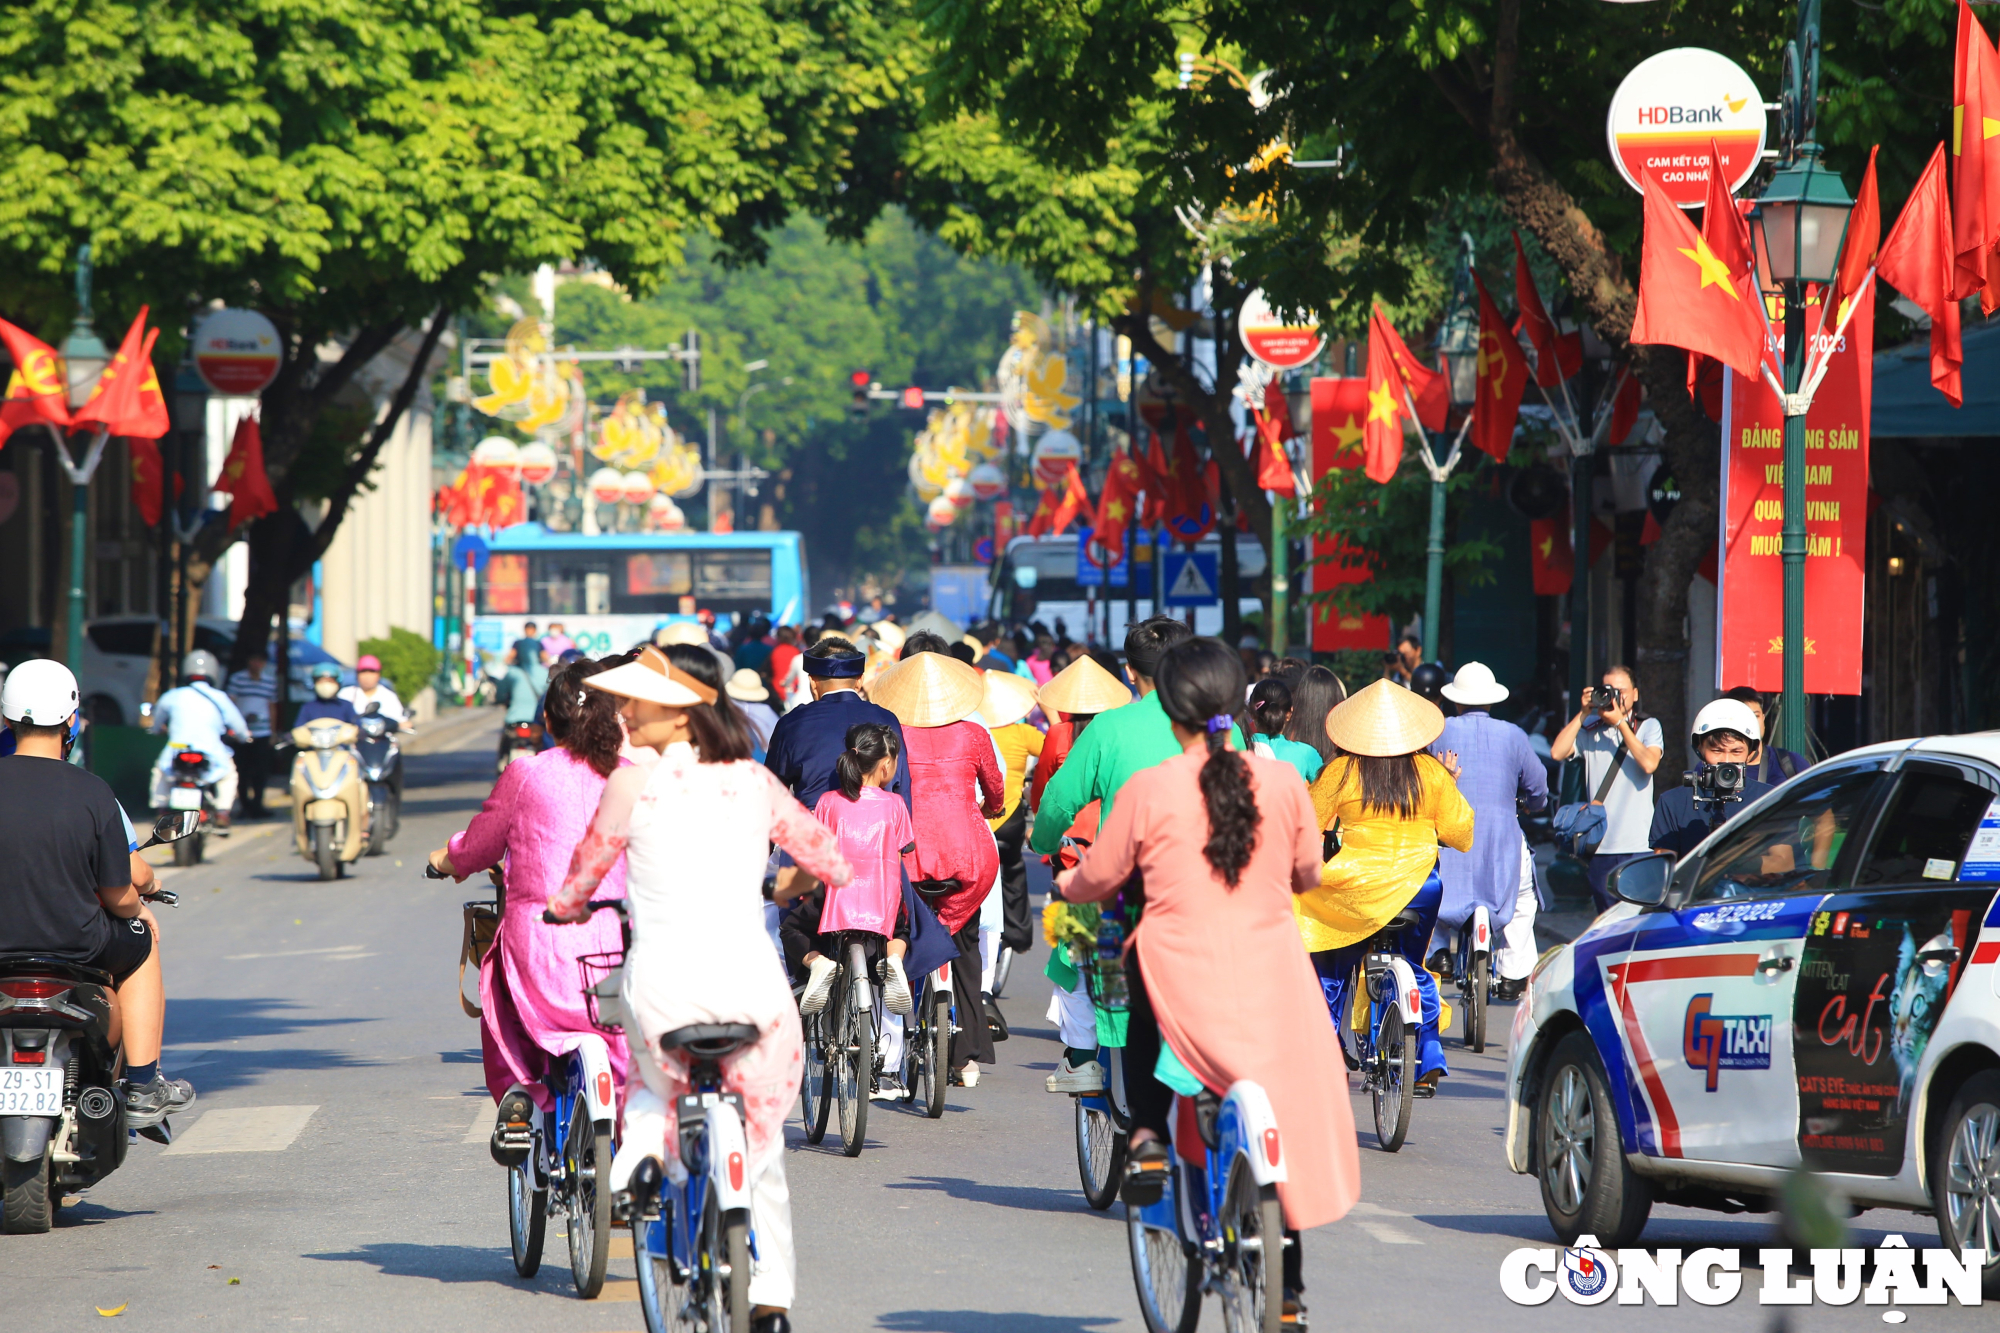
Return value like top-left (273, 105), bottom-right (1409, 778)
top-left (1689, 760), bottom-right (1747, 808)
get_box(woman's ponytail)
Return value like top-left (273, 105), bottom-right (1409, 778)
top-left (835, 722), bottom-right (899, 801)
top-left (1154, 638), bottom-right (1261, 888)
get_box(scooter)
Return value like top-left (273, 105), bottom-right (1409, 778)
top-left (355, 705), bottom-right (402, 856)
top-left (280, 718), bottom-right (369, 880)
top-left (160, 748), bottom-right (217, 867)
top-left (497, 720), bottom-right (541, 776)
top-left (0, 811), bottom-right (198, 1234)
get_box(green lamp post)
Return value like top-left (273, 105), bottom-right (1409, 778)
top-left (60, 244), bottom-right (110, 672)
top-left (1749, 0), bottom-right (1852, 757)
top-left (1422, 235), bottom-right (1481, 663)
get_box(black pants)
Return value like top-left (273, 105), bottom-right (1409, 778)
top-left (231, 736), bottom-right (272, 816)
top-left (992, 802), bottom-right (1033, 952)
top-left (948, 918), bottom-right (996, 1069)
top-left (1125, 950), bottom-right (1305, 1294)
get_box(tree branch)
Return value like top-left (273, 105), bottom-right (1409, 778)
top-left (1428, 65), bottom-right (1488, 135)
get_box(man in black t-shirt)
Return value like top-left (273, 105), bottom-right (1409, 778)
top-left (1650, 698), bottom-right (1776, 859)
top-left (0, 660), bottom-right (194, 1126)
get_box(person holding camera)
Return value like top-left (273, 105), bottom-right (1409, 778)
top-left (1648, 699), bottom-right (1776, 858)
top-left (1549, 665), bottom-right (1663, 912)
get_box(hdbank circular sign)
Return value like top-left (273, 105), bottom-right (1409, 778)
top-left (1606, 48), bottom-right (1767, 208)
top-left (192, 308), bottom-right (282, 395)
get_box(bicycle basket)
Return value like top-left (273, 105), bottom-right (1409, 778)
top-left (578, 951), bottom-right (627, 1034)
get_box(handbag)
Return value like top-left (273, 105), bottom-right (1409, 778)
top-left (1551, 737), bottom-right (1628, 859)
top-left (459, 898), bottom-right (500, 1018)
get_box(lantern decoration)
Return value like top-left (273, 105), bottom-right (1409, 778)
top-left (944, 475), bottom-right (976, 508)
top-left (1031, 429), bottom-right (1081, 486)
top-left (471, 317), bottom-right (580, 433)
top-left (968, 462), bottom-right (1006, 500)
top-left (588, 467), bottom-right (624, 505)
top-left (649, 493), bottom-right (685, 531)
top-left (926, 494), bottom-right (960, 527)
top-left (620, 470), bottom-right (657, 505)
top-left (472, 436), bottom-right (522, 475)
top-left (516, 441), bottom-right (558, 485)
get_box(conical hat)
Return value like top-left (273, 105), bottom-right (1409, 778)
top-left (1037, 654), bottom-right (1130, 717)
top-left (1325, 678), bottom-right (1445, 757)
top-left (981, 670), bottom-right (1040, 728)
top-left (869, 651), bottom-right (986, 728)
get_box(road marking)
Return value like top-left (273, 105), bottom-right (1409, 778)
top-left (222, 944), bottom-right (369, 961)
top-left (1356, 1221), bottom-right (1424, 1245)
top-left (597, 1279), bottom-right (638, 1303)
top-left (161, 1105), bottom-right (317, 1155)
top-left (464, 1108), bottom-right (492, 1144)
top-left (1348, 1200), bottom-right (1410, 1218)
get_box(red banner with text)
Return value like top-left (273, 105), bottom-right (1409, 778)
top-left (1715, 290), bottom-right (1872, 695)
top-left (1310, 377), bottom-right (1394, 653)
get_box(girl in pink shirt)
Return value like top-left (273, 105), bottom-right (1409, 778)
top-left (793, 723), bottom-right (918, 1015)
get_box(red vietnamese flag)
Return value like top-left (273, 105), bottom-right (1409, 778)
top-left (72, 310), bottom-right (168, 437)
top-left (1252, 380), bottom-right (1297, 495)
top-left (1093, 449), bottom-right (1144, 554)
top-left (215, 414), bottom-right (279, 527)
top-left (1370, 305), bottom-right (1446, 430)
top-left (1528, 508), bottom-right (1576, 596)
top-left (1630, 168), bottom-right (1768, 380)
top-left (125, 329), bottom-right (171, 438)
top-left (1162, 422), bottom-right (1214, 540)
top-left (1049, 461), bottom-right (1092, 536)
top-left (130, 436), bottom-right (164, 526)
top-left (1512, 232), bottom-right (1565, 388)
top-left (1362, 306), bottom-right (1445, 483)
top-left (1469, 271), bottom-right (1528, 462)
top-left (1877, 142), bottom-right (1963, 406)
top-left (1701, 139), bottom-right (1758, 292)
top-left (1608, 366), bottom-right (1641, 444)
top-left (0, 318), bottom-right (73, 446)
top-left (1309, 376), bottom-right (1368, 470)
top-left (1953, 0), bottom-right (2000, 305)
top-left (1141, 431), bottom-right (1169, 527)
top-left (1826, 145), bottom-right (1881, 336)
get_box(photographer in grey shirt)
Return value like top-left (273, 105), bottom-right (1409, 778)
top-left (1550, 664), bottom-right (1664, 912)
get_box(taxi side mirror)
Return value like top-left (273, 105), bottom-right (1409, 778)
top-left (1608, 852), bottom-right (1674, 907)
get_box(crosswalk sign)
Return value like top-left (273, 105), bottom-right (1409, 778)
top-left (1162, 550), bottom-right (1219, 607)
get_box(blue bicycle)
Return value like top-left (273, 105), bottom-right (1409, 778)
top-left (1126, 1082), bottom-right (1289, 1333)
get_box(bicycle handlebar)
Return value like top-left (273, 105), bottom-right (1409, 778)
top-left (542, 899), bottom-right (626, 925)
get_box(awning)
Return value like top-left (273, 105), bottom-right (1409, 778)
top-left (1872, 320), bottom-right (2000, 438)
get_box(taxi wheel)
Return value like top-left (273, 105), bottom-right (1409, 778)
top-left (1929, 1069), bottom-right (2000, 1298)
top-left (1535, 1030), bottom-right (1651, 1247)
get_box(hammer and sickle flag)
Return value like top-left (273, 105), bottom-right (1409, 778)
top-left (0, 317), bottom-right (74, 447)
top-left (1469, 271), bottom-right (1528, 462)
top-left (74, 309), bottom-right (170, 440)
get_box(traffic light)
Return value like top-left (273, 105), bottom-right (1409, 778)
top-left (900, 385), bottom-right (925, 410)
top-left (850, 369), bottom-right (871, 417)
top-left (683, 329), bottom-right (701, 392)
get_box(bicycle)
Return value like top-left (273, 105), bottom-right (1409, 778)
top-left (624, 1022), bottom-right (762, 1333)
top-left (1445, 904), bottom-right (1495, 1054)
top-left (1074, 1045), bottom-right (1130, 1211)
top-left (900, 955), bottom-right (954, 1120)
top-left (797, 930), bottom-right (877, 1157)
top-left (1126, 1082), bottom-right (1290, 1333)
top-left (1336, 904), bottom-right (1429, 1153)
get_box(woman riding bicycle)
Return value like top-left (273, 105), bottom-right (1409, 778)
top-left (547, 643), bottom-right (850, 1333)
top-left (1056, 637), bottom-right (1359, 1326)
top-left (429, 655), bottom-right (631, 1161)
top-left (1299, 680), bottom-right (1473, 1094)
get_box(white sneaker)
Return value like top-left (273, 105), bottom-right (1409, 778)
top-left (956, 1062), bottom-right (980, 1088)
top-left (1045, 1055), bottom-right (1106, 1095)
top-left (798, 955), bottom-right (838, 1015)
top-left (870, 1078), bottom-right (908, 1102)
top-left (881, 956), bottom-right (914, 1015)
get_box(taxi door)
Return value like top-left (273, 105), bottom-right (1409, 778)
top-left (1607, 762), bottom-right (1888, 1168)
top-left (1791, 756), bottom-right (2000, 1177)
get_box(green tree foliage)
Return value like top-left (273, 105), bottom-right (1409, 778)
top-left (354, 626), bottom-right (442, 706)
top-left (0, 0), bottom-right (920, 663)
top-left (538, 212), bottom-right (1039, 594)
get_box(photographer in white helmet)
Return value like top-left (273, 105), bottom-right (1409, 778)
top-left (0, 661), bottom-right (195, 1126)
top-left (148, 650), bottom-right (251, 835)
top-left (1648, 698), bottom-right (1780, 859)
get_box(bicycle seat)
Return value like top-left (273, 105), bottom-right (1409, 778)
top-left (658, 1023), bottom-right (761, 1061)
top-left (911, 878), bottom-right (961, 899)
top-left (1379, 907), bottom-right (1424, 936)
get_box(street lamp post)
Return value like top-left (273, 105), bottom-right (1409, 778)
top-left (60, 245), bottom-right (110, 672)
top-left (1750, 0), bottom-right (1852, 758)
top-left (1421, 234), bottom-right (1481, 664)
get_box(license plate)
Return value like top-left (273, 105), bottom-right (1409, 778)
top-left (0, 1068), bottom-right (63, 1115)
top-left (168, 787), bottom-right (204, 810)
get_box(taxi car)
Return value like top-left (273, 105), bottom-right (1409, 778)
top-left (1505, 734), bottom-right (2000, 1291)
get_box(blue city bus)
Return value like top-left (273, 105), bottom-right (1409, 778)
top-left (467, 525), bottom-right (810, 662)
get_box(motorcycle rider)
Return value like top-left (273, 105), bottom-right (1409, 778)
top-left (340, 654), bottom-right (410, 794)
top-left (295, 662), bottom-right (360, 727)
top-left (149, 650), bottom-right (250, 837)
top-left (0, 661), bottom-right (194, 1126)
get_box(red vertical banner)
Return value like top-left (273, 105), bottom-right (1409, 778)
top-left (1309, 377), bottom-right (1394, 653)
top-left (1715, 289), bottom-right (1872, 694)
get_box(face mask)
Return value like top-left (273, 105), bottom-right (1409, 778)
top-left (315, 679), bottom-right (339, 699)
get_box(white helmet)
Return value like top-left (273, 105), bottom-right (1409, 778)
top-left (1, 659), bottom-right (80, 727)
top-left (182, 650), bottom-right (222, 682)
top-left (1692, 697), bottom-right (1761, 745)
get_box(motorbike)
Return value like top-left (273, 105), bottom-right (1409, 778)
top-left (355, 705), bottom-right (403, 856)
top-left (279, 718), bottom-right (369, 880)
top-left (0, 810), bottom-right (199, 1234)
top-left (497, 720), bottom-right (541, 777)
top-left (160, 748), bottom-right (219, 867)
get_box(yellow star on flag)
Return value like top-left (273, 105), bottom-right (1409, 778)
top-left (1105, 498), bottom-right (1129, 521)
top-left (1676, 235), bottom-right (1739, 298)
top-left (1330, 412), bottom-right (1364, 452)
top-left (1367, 381), bottom-right (1402, 425)
top-left (1537, 535), bottom-right (1553, 559)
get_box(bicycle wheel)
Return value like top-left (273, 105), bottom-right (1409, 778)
top-left (1464, 952), bottom-right (1489, 1053)
top-left (632, 1215), bottom-right (687, 1333)
top-left (991, 944), bottom-right (1014, 996)
top-left (1076, 1100), bottom-right (1127, 1211)
top-left (564, 1103), bottom-right (611, 1297)
top-left (836, 958), bottom-right (872, 1156)
top-left (507, 1157), bottom-right (546, 1278)
top-left (700, 1191), bottom-right (750, 1333)
top-left (922, 991), bottom-right (950, 1119)
top-left (1127, 1184), bottom-right (1200, 1333)
top-left (1215, 1155), bottom-right (1283, 1333)
top-left (1372, 1007), bottom-right (1415, 1152)
top-left (800, 1010), bottom-right (833, 1144)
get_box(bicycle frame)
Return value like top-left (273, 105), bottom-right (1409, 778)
top-left (634, 1059), bottom-right (758, 1288)
top-left (1452, 905), bottom-right (1493, 989)
top-left (1078, 1042), bottom-right (1131, 1130)
top-left (1129, 1081), bottom-right (1287, 1277)
top-left (535, 1037), bottom-right (618, 1189)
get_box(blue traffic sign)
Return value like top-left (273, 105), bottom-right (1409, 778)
top-left (1161, 550), bottom-right (1219, 607)
top-left (1074, 528), bottom-right (1130, 588)
top-left (452, 531), bottom-right (491, 571)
